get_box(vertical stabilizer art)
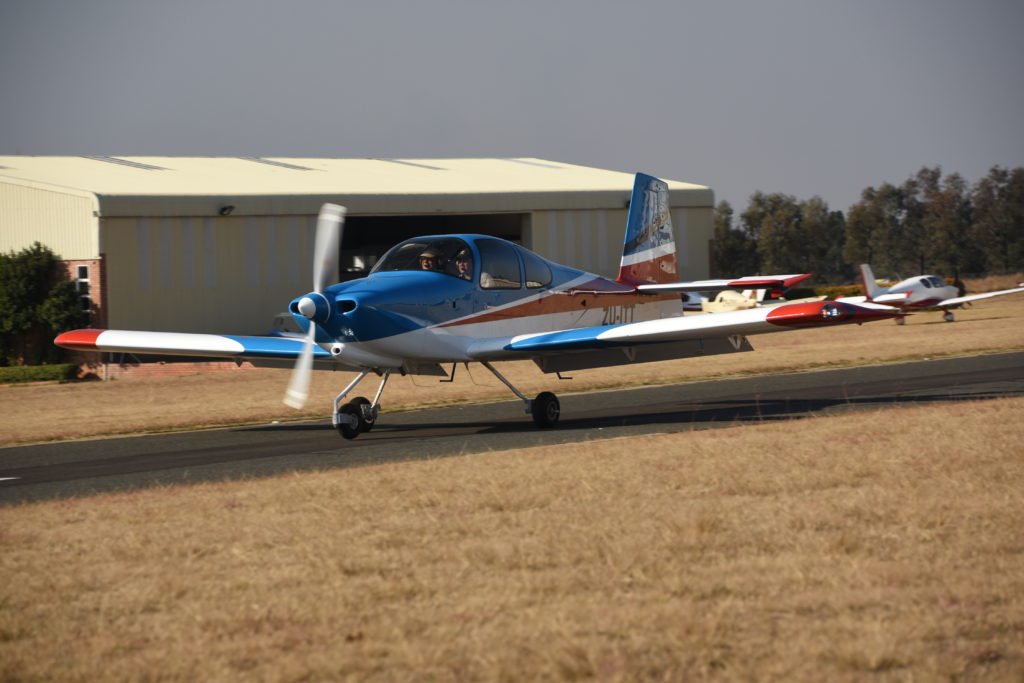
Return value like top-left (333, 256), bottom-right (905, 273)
top-left (616, 173), bottom-right (679, 285)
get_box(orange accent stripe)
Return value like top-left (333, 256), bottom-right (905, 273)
top-left (439, 289), bottom-right (679, 328)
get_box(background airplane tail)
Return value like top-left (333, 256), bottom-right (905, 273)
top-left (859, 264), bottom-right (883, 300)
top-left (616, 173), bottom-right (679, 286)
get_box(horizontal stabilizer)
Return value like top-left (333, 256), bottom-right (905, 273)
top-left (636, 273), bottom-right (810, 294)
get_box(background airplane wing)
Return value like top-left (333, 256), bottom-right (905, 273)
top-left (938, 286), bottom-right (1024, 307)
top-left (55, 329), bottom-right (333, 361)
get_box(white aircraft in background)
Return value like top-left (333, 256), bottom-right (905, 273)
top-left (839, 264), bottom-right (1024, 323)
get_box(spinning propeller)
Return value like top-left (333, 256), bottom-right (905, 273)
top-left (283, 203), bottom-right (346, 409)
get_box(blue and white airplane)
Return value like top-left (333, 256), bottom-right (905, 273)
top-left (56, 173), bottom-right (901, 438)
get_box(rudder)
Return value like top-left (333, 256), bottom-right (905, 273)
top-left (859, 264), bottom-right (882, 300)
top-left (616, 173), bottom-right (679, 285)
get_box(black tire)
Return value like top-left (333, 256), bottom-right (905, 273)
top-left (349, 396), bottom-right (375, 432)
top-left (336, 402), bottom-right (365, 439)
top-left (531, 391), bottom-right (560, 428)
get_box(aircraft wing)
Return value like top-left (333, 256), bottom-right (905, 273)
top-left (468, 300), bottom-right (902, 372)
top-left (54, 329), bottom-right (332, 361)
top-left (636, 273), bottom-right (810, 294)
top-left (938, 286), bottom-right (1024, 307)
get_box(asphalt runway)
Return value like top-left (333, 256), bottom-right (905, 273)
top-left (2, 351), bottom-right (1023, 505)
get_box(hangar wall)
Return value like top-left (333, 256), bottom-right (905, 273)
top-left (0, 180), bottom-right (99, 258)
top-left (102, 215), bottom-right (317, 333)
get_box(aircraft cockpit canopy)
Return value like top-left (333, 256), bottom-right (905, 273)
top-left (920, 276), bottom-right (946, 288)
top-left (372, 237), bottom-right (474, 281)
top-left (371, 236), bottom-right (553, 289)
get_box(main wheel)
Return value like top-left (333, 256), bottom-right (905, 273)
top-left (943, 311), bottom-right (955, 322)
top-left (348, 396), bottom-right (376, 432)
top-left (336, 402), bottom-right (366, 439)
top-left (531, 391), bottom-right (560, 428)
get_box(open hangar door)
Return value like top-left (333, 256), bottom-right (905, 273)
top-left (338, 213), bottom-right (528, 281)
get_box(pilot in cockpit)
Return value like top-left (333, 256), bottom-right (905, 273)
top-left (419, 250), bottom-right (440, 271)
top-left (454, 250), bottom-right (472, 280)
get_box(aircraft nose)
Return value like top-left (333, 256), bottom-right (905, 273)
top-left (290, 292), bottom-right (331, 325)
top-left (297, 296), bottom-right (317, 319)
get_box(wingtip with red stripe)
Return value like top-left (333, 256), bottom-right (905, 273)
top-left (54, 329), bottom-right (105, 350)
top-left (765, 301), bottom-right (906, 327)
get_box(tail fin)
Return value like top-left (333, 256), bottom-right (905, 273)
top-left (859, 264), bottom-right (882, 300)
top-left (616, 173), bottom-right (679, 285)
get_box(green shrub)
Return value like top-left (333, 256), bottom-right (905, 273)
top-left (0, 363), bottom-right (79, 384)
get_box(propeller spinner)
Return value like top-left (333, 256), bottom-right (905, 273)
top-left (283, 203), bottom-right (345, 409)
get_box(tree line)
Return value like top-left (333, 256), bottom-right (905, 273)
top-left (712, 165), bottom-right (1024, 283)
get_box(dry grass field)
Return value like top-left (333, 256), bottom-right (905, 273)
top-left (2, 397), bottom-right (1023, 680)
top-left (1, 283), bottom-right (1023, 447)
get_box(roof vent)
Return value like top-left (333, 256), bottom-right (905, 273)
top-left (239, 157), bottom-right (316, 171)
top-left (84, 156), bottom-right (167, 170)
top-left (502, 158), bottom-right (563, 169)
top-left (373, 158), bottom-right (445, 170)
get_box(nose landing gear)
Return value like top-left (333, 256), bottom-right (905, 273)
top-left (333, 370), bottom-right (388, 439)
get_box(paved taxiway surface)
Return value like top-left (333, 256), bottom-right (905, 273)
top-left (2, 351), bottom-right (1023, 505)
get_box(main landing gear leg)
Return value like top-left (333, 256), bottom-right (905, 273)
top-left (480, 361), bottom-right (560, 428)
top-left (333, 370), bottom-right (391, 440)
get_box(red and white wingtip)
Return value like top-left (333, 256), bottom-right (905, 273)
top-left (54, 329), bottom-right (105, 350)
top-left (765, 300), bottom-right (906, 327)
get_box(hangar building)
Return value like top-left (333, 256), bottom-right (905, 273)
top-left (0, 156), bottom-right (714, 337)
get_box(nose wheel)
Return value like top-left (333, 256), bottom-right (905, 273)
top-left (332, 371), bottom-right (388, 439)
top-left (337, 396), bottom-right (377, 439)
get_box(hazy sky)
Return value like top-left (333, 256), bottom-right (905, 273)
top-left (2, 0), bottom-right (1021, 213)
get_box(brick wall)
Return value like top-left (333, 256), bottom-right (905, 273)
top-left (58, 257), bottom-right (107, 329)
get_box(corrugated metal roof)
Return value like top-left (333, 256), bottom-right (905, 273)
top-left (0, 156), bottom-right (713, 216)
